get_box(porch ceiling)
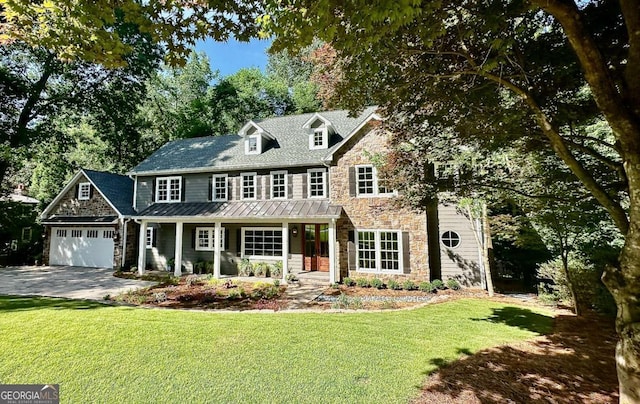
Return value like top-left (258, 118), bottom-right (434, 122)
top-left (135, 200), bottom-right (342, 221)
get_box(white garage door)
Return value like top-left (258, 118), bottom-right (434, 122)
top-left (50, 227), bottom-right (115, 269)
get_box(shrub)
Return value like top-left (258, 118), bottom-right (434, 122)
top-left (330, 282), bottom-right (340, 289)
top-left (185, 275), bottom-right (201, 287)
top-left (227, 289), bottom-right (241, 299)
top-left (446, 278), bottom-right (461, 290)
top-left (103, 294), bottom-right (111, 301)
top-left (263, 285), bottom-right (280, 299)
top-left (356, 278), bottom-right (370, 288)
top-left (153, 292), bottom-right (167, 303)
top-left (273, 279), bottom-right (281, 287)
top-left (205, 261), bottom-right (215, 274)
top-left (253, 262), bottom-right (269, 277)
top-left (194, 260), bottom-right (206, 274)
top-left (285, 273), bottom-right (298, 282)
top-left (343, 277), bottom-right (355, 287)
top-left (270, 261), bottom-right (283, 278)
top-left (387, 279), bottom-right (401, 290)
top-left (418, 281), bottom-right (434, 293)
top-left (431, 279), bottom-right (445, 290)
top-left (402, 279), bottom-right (416, 291)
top-left (237, 258), bottom-right (253, 276)
top-left (370, 278), bottom-right (384, 289)
top-left (331, 293), bottom-right (363, 310)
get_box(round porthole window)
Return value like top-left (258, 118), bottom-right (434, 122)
top-left (441, 231), bottom-right (461, 248)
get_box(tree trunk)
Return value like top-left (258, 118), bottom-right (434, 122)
top-left (482, 203), bottom-right (494, 297)
top-left (560, 252), bottom-right (581, 316)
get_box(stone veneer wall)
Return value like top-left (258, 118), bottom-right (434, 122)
top-left (330, 123), bottom-right (429, 280)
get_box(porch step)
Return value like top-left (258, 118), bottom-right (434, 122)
top-left (292, 271), bottom-right (330, 286)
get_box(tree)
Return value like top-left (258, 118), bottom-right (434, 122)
top-left (0, 0), bottom-right (260, 67)
top-left (264, 0), bottom-right (640, 400)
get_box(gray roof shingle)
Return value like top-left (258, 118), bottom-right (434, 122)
top-left (83, 170), bottom-right (136, 216)
top-left (129, 107), bottom-right (377, 175)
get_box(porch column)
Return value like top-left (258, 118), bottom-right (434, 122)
top-left (174, 221), bottom-right (183, 277)
top-left (281, 222), bottom-right (289, 283)
top-left (329, 219), bottom-right (337, 284)
top-left (213, 222), bottom-right (221, 279)
top-left (137, 221), bottom-right (147, 276)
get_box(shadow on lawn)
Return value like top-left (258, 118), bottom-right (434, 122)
top-left (0, 295), bottom-right (108, 312)
top-left (414, 312), bottom-right (619, 403)
top-left (473, 306), bottom-right (554, 334)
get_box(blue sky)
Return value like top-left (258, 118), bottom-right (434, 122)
top-left (194, 38), bottom-right (272, 77)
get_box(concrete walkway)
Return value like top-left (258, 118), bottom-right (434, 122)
top-left (0, 266), bottom-right (156, 300)
top-left (284, 283), bottom-right (327, 309)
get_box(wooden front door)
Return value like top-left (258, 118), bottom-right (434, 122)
top-left (303, 224), bottom-right (330, 272)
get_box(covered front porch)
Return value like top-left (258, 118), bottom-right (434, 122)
top-left (134, 200), bottom-right (342, 284)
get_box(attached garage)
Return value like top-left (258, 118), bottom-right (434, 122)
top-left (49, 227), bottom-right (116, 269)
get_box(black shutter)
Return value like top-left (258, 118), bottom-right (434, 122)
top-left (348, 230), bottom-right (356, 273)
top-left (402, 232), bottom-right (411, 274)
top-left (227, 178), bottom-right (232, 201)
top-left (191, 228), bottom-right (196, 249)
top-left (151, 179), bottom-right (156, 203)
top-left (89, 184), bottom-right (94, 199)
top-left (152, 228), bottom-right (158, 247)
top-left (349, 167), bottom-right (357, 197)
top-left (75, 184), bottom-right (79, 199)
top-left (235, 176), bottom-right (240, 200)
top-left (287, 174), bottom-right (293, 199)
top-left (256, 175), bottom-right (262, 199)
top-left (236, 229), bottom-right (241, 253)
top-left (181, 177), bottom-right (186, 202)
top-left (265, 174), bottom-right (271, 200)
top-left (302, 174), bottom-right (308, 199)
top-left (224, 227), bottom-right (230, 250)
top-left (208, 176), bottom-right (213, 202)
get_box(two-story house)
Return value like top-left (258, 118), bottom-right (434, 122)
top-left (41, 108), bottom-right (485, 286)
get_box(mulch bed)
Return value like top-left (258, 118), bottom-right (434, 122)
top-left (413, 311), bottom-right (619, 403)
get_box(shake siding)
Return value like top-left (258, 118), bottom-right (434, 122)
top-left (438, 205), bottom-right (483, 286)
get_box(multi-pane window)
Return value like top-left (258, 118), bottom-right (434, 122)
top-left (86, 230), bottom-right (99, 238)
top-left (243, 228), bottom-right (283, 258)
top-left (212, 175), bottom-right (228, 201)
top-left (78, 182), bottom-right (91, 200)
top-left (356, 230), bottom-right (403, 273)
top-left (357, 231), bottom-right (376, 270)
top-left (195, 227), bottom-right (225, 251)
top-left (309, 126), bottom-right (328, 150)
top-left (308, 169), bottom-right (326, 198)
top-left (246, 135), bottom-right (260, 154)
top-left (356, 165), bottom-right (394, 196)
top-left (441, 231), bottom-right (461, 248)
top-left (156, 176), bottom-right (182, 202)
top-left (21, 227), bottom-right (32, 241)
top-left (271, 171), bottom-right (287, 199)
top-left (145, 228), bottom-right (154, 248)
top-left (313, 129), bottom-right (325, 147)
top-left (242, 173), bottom-right (256, 199)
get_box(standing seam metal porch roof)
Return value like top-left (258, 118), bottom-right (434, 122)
top-left (136, 200), bottom-right (343, 220)
top-left (128, 107), bottom-right (377, 175)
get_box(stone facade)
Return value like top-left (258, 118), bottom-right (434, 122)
top-left (52, 174), bottom-right (116, 217)
top-left (330, 123), bottom-right (429, 280)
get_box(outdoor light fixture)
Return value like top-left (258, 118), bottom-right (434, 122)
top-left (292, 226), bottom-right (298, 237)
top-left (113, 232), bottom-right (120, 242)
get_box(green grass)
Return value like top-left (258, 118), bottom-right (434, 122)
top-left (0, 297), bottom-right (553, 403)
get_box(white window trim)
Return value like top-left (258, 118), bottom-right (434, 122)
top-left (212, 174), bottom-right (228, 202)
top-left (21, 227), bottom-right (32, 242)
top-left (270, 170), bottom-right (288, 199)
top-left (78, 182), bottom-right (91, 200)
top-left (241, 172), bottom-right (257, 200)
top-left (195, 227), bottom-right (226, 251)
top-left (441, 230), bottom-right (462, 249)
top-left (155, 176), bottom-right (182, 203)
top-left (307, 168), bottom-right (327, 198)
top-left (241, 227), bottom-right (284, 260)
top-left (145, 227), bottom-right (154, 249)
top-left (355, 229), bottom-right (404, 274)
top-left (309, 127), bottom-right (329, 150)
top-left (245, 134), bottom-right (262, 155)
top-left (355, 164), bottom-right (396, 197)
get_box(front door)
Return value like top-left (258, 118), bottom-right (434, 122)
top-left (303, 224), bottom-right (329, 272)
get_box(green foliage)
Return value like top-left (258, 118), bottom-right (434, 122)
top-left (355, 278), bottom-right (370, 288)
top-left (446, 279), bottom-right (461, 291)
top-left (153, 292), bottom-right (167, 303)
top-left (370, 278), bottom-right (384, 289)
top-left (253, 262), bottom-right (269, 277)
top-left (273, 279), bottom-right (280, 287)
top-left (387, 279), bottom-right (401, 290)
top-left (285, 273), bottom-right (298, 283)
top-left (238, 258), bottom-right (253, 277)
top-left (402, 280), bottom-right (416, 291)
top-left (343, 277), bottom-right (355, 287)
top-left (431, 279), bottom-right (445, 290)
top-left (331, 293), bottom-right (363, 310)
top-left (185, 275), bottom-right (201, 287)
top-left (418, 281), bottom-right (434, 293)
top-left (270, 261), bottom-right (283, 278)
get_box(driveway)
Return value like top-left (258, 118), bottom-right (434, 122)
top-left (0, 266), bottom-right (156, 300)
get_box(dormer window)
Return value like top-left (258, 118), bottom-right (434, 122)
top-left (304, 113), bottom-right (333, 150)
top-left (245, 134), bottom-right (261, 155)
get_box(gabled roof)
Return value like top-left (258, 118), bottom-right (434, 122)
top-left (128, 107), bottom-right (379, 176)
top-left (238, 120), bottom-right (274, 139)
top-left (41, 169), bottom-right (135, 219)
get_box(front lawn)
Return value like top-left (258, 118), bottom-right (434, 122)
top-left (0, 297), bottom-right (553, 403)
